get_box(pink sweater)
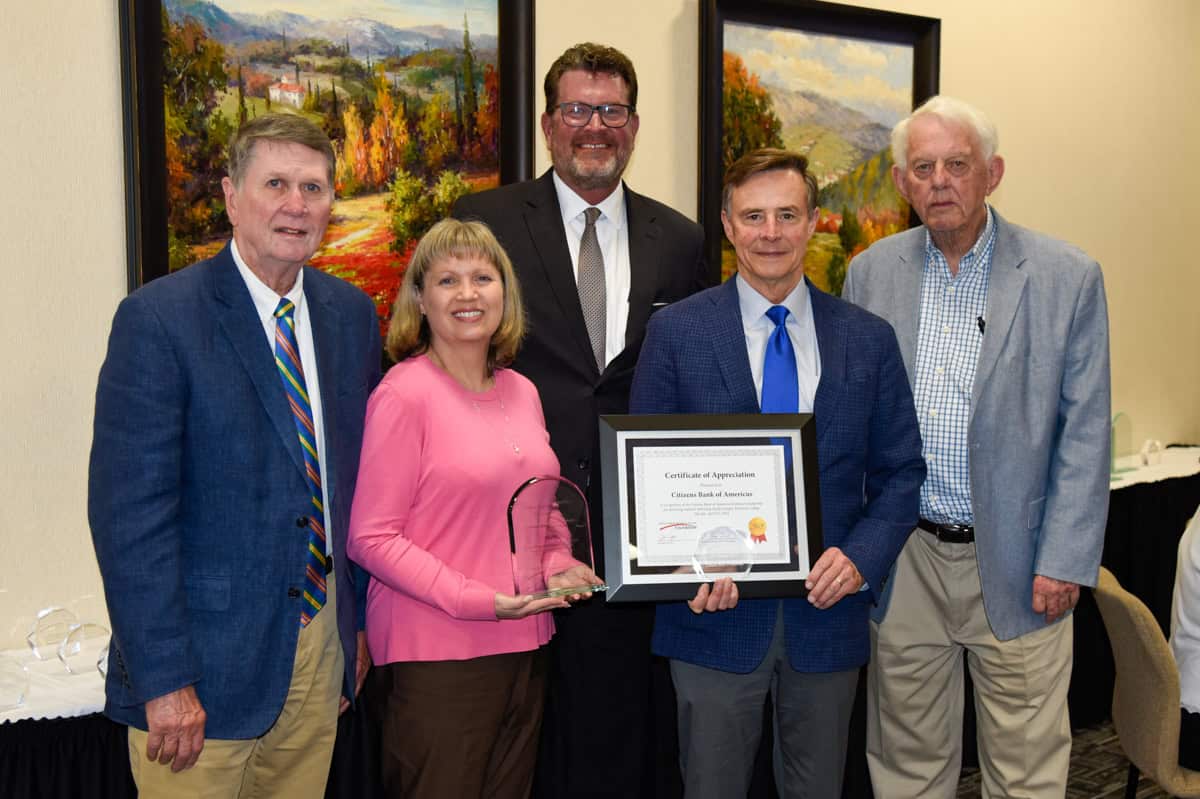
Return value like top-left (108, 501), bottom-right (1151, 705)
top-left (347, 355), bottom-right (569, 663)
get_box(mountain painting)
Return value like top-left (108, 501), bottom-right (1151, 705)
top-left (161, 0), bottom-right (500, 328)
top-left (722, 21), bottom-right (915, 292)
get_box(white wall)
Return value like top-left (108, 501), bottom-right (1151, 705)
top-left (1, 3), bottom-right (126, 648)
top-left (1, 0), bottom-right (1196, 649)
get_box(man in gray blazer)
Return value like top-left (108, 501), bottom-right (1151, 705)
top-left (842, 96), bottom-right (1110, 798)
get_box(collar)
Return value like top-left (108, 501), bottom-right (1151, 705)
top-left (552, 171), bottom-right (627, 230)
top-left (231, 238), bottom-right (305, 313)
top-left (924, 205), bottom-right (996, 273)
top-left (735, 273), bottom-right (812, 333)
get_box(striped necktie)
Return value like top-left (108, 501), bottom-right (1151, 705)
top-left (274, 298), bottom-right (327, 627)
top-left (761, 306), bottom-right (798, 413)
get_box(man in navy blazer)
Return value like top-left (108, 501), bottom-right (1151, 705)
top-left (630, 149), bottom-right (924, 798)
top-left (843, 96), bottom-right (1110, 799)
top-left (89, 115), bottom-right (380, 797)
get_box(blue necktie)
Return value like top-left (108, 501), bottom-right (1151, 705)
top-left (274, 298), bottom-right (327, 627)
top-left (761, 305), bottom-right (798, 413)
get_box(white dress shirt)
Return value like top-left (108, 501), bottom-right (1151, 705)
top-left (552, 171), bottom-right (631, 368)
top-left (231, 240), bottom-right (332, 554)
top-left (736, 275), bottom-right (821, 413)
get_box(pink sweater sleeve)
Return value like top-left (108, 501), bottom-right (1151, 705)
top-left (347, 381), bottom-right (498, 621)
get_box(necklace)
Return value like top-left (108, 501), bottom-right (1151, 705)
top-left (471, 377), bottom-right (521, 455)
top-left (426, 348), bottom-right (493, 393)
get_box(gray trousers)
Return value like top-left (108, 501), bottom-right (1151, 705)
top-left (670, 609), bottom-right (858, 799)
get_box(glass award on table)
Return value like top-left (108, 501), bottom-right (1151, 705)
top-left (27, 606), bottom-right (78, 660)
top-left (58, 623), bottom-right (110, 676)
top-left (507, 475), bottom-right (608, 599)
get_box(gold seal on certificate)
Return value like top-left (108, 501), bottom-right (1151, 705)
top-left (506, 475), bottom-right (609, 599)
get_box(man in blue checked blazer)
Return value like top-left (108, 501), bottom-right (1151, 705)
top-left (88, 115), bottom-right (380, 798)
top-left (630, 149), bottom-right (924, 799)
top-left (842, 97), bottom-right (1110, 799)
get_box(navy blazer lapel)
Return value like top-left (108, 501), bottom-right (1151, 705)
top-left (810, 283), bottom-right (846, 450)
top-left (624, 187), bottom-right (662, 351)
top-left (208, 246), bottom-right (307, 477)
top-left (306, 271), bottom-right (341, 496)
top-left (712, 279), bottom-right (759, 411)
top-left (522, 171), bottom-right (597, 371)
top-left (974, 213), bottom-right (1029, 394)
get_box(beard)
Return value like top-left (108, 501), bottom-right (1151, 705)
top-left (561, 153), bottom-right (624, 190)
top-left (551, 129), bottom-right (632, 193)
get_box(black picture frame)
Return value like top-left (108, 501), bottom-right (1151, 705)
top-left (598, 413), bottom-right (823, 603)
top-left (118, 0), bottom-right (535, 291)
top-left (699, 0), bottom-right (940, 284)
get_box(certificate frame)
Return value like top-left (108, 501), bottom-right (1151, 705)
top-left (598, 414), bottom-right (823, 602)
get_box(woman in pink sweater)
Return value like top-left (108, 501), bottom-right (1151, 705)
top-left (348, 219), bottom-right (599, 798)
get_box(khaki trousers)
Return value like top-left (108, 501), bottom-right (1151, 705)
top-left (129, 572), bottom-right (344, 799)
top-left (867, 530), bottom-right (1073, 799)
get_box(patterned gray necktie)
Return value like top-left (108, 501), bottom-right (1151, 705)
top-left (577, 207), bottom-right (606, 372)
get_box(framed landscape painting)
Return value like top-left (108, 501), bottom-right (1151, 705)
top-left (119, 0), bottom-right (534, 329)
top-left (700, 0), bottom-right (939, 290)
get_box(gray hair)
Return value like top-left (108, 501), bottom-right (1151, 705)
top-left (891, 96), bottom-right (999, 169)
top-left (227, 113), bottom-right (336, 188)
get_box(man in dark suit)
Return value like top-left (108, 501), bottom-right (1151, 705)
top-left (88, 114), bottom-right (380, 797)
top-left (453, 42), bottom-right (707, 798)
top-left (630, 149), bottom-right (925, 798)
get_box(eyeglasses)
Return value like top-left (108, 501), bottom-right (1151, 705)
top-left (909, 156), bottom-right (973, 180)
top-left (556, 102), bottom-right (635, 128)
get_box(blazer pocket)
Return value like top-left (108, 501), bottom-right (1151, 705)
top-left (1026, 496), bottom-right (1047, 530)
top-left (185, 574), bottom-right (232, 612)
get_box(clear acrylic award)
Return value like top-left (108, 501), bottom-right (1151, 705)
top-left (506, 475), bottom-right (608, 599)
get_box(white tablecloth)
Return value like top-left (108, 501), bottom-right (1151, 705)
top-left (0, 646), bottom-right (105, 724)
top-left (1110, 446), bottom-right (1200, 488)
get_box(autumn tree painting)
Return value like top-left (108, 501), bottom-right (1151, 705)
top-left (161, 1), bottom-right (501, 330)
top-left (722, 22), bottom-right (916, 292)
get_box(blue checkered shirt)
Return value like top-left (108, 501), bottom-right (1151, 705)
top-left (912, 207), bottom-right (997, 524)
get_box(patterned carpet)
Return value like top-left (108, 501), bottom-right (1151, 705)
top-left (955, 722), bottom-right (1170, 798)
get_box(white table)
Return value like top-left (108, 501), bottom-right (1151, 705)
top-left (1110, 445), bottom-right (1200, 488)
top-left (0, 645), bottom-right (105, 724)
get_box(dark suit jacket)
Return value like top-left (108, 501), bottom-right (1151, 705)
top-left (453, 170), bottom-right (708, 566)
top-left (88, 244), bottom-right (381, 738)
top-left (629, 277), bottom-right (925, 673)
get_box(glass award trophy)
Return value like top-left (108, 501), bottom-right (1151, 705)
top-left (58, 623), bottom-right (111, 676)
top-left (27, 606), bottom-right (78, 660)
top-left (507, 475), bottom-right (608, 599)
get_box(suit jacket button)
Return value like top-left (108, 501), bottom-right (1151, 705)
top-left (296, 516), bottom-right (309, 528)
top-left (288, 587), bottom-right (301, 598)
top-left (577, 458), bottom-right (590, 471)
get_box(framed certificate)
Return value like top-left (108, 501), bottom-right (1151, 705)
top-left (598, 414), bottom-right (823, 602)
